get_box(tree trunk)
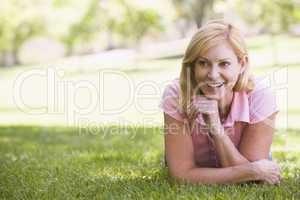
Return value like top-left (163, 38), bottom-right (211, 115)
top-left (12, 48), bottom-right (20, 66)
top-left (105, 29), bottom-right (116, 50)
top-left (194, 0), bottom-right (214, 28)
top-left (1, 51), bottom-right (16, 67)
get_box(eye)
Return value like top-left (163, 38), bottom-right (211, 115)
top-left (197, 60), bottom-right (209, 67)
top-left (219, 61), bottom-right (230, 68)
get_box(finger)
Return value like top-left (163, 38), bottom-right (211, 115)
top-left (274, 173), bottom-right (281, 182)
top-left (194, 96), bottom-right (218, 105)
top-left (195, 99), bottom-right (217, 105)
top-left (195, 105), bottom-right (217, 114)
top-left (264, 174), bottom-right (278, 185)
top-left (270, 175), bottom-right (280, 185)
top-left (273, 170), bottom-right (281, 176)
top-left (266, 178), bottom-right (277, 185)
top-left (263, 179), bottom-right (272, 185)
top-left (195, 101), bottom-right (218, 110)
top-left (274, 178), bottom-right (281, 185)
top-left (196, 102), bottom-right (216, 109)
top-left (278, 165), bottom-right (281, 173)
top-left (276, 175), bottom-right (281, 185)
top-left (272, 177), bottom-right (280, 185)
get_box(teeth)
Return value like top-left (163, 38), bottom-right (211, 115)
top-left (207, 82), bottom-right (224, 87)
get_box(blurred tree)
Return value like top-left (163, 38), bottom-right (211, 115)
top-left (0, 0), bottom-right (165, 66)
top-left (172, 0), bottom-right (215, 32)
top-left (60, 0), bottom-right (163, 52)
top-left (61, 0), bottom-right (103, 55)
top-left (234, 0), bottom-right (300, 67)
top-left (234, 0), bottom-right (300, 33)
top-left (102, 0), bottom-right (163, 49)
top-left (0, 0), bottom-right (45, 67)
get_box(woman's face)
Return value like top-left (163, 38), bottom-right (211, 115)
top-left (194, 41), bottom-right (245, 100)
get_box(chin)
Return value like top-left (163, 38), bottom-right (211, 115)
top-left (202, 93), bottom-right (221, 100)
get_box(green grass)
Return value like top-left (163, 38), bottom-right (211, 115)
top-left (0, 126), bottom-right (299, 199)
top-left (0, 34), bottom-right (300, 199)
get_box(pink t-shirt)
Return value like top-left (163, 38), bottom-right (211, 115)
top-left (159, 77), bottom-right (279, 167)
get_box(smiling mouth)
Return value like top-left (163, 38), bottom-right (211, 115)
top-left (206, 82), bottom-right (224, 88)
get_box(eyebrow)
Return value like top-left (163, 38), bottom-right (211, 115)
top-left (198, 57), bottom-right (231, 62)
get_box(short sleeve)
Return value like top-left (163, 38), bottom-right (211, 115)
top-left (159, 80), bottom-right (186, 122)
top-left (248, 79), bottom-right (279, 124)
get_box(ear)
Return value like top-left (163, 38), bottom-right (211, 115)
top-left (239, 55), bottom-right (248, 74)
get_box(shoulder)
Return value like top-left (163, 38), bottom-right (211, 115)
top-left (248, 76), bottom-right (272, 95)
top-left (160, 78), bottom-right (186, 122)
top-left (162, 78), bottom-right (180, 98)
top-left (247, 76), bottom-right (278, 124)
top-left (247, 76), bottom-right (276, 103)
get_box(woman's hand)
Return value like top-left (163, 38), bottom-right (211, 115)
top-left (192, 95), bottom-right (223, 136)
top-left (251, 159), bottom-right (281, 185)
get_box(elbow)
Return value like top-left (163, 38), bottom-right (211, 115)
top-left (168, 166), bottom-right (194, 183)
top-left (168, 167), bottom-right (186, 180)
top-left (165, 159), bottom-right (198, 183)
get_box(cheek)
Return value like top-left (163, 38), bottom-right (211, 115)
top-left (222, 70), bottom-right (240, 86)
top-left (226, 73), bottom-right (239, 82)
top-left (194, 68), bottom-right (208, 81)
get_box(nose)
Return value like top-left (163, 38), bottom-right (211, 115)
top-left (207, 64), bottom-right (220, 80)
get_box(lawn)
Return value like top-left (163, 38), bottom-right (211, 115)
top-left (0, 126), bottom-right (299, 199)
top-left (0, 34), bottom-right (300, 199)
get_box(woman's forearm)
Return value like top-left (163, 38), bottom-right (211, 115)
top-left (211, 129), bottom-right (249, 167)
top-left (173, 162), bottom-right (257, 184)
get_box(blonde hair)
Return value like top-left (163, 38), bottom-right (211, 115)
top-left (179, 19), bottom-right (254, 117)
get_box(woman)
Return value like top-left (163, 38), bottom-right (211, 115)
top-left (159, 19), bottom-right (280, 184)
